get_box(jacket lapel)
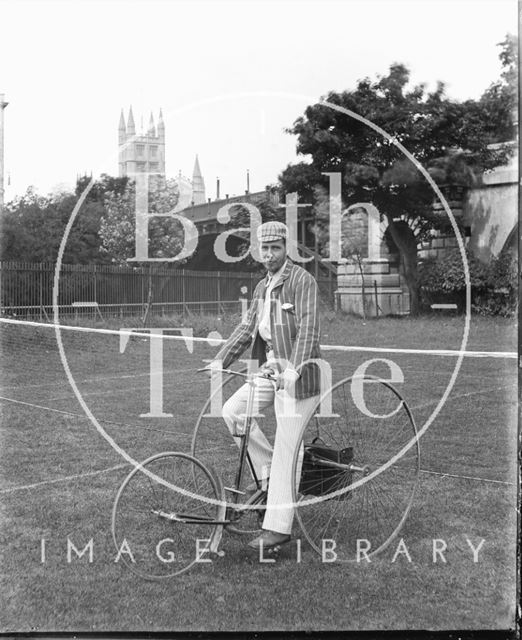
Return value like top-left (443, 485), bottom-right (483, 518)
top-left (271, 260), bottom-right (293, 290)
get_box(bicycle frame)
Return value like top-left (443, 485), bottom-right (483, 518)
top-left (181, 368), bottom-right (367, 526)
top-left (173, 368), bottom-right (276, 527)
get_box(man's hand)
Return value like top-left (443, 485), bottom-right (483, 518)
top-left (276, 367), bottom-right (300, 392)
top-left (259, 363), bottom-right (277, 380)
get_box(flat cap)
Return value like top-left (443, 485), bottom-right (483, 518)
top-left (257, 221), bottom-right (288, 243)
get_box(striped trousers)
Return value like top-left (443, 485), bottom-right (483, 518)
top-left (222, 378), bottom-right (318, 535)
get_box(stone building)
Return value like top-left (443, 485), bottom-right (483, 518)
top-left (118, 107), bottom-right (166, 178)
top-left (118, 107), bottom-right (206, 206)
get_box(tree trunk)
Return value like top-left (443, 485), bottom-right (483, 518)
top-left (142, 264), bottom-right (153, 327)
top-left (401, 248), bottom-right (420, 315)
top-left (385, 215), bottom-right (420, 315)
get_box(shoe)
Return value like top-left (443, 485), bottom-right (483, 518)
top-left (248, 529), bottom-right (291, 550)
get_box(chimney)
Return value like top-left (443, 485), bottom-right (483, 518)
top-left (216, 177), bottom-right (220, 200)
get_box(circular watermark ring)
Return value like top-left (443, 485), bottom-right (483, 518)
top-left (53, 91), bottom-right (470, 511)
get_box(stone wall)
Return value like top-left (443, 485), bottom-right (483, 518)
top-left (463, 180), bottom-right (517, 262)
top-left (337, 260), bottom-right (410, 316)
top-left (419, 151), bottom-right (517, 263)
top-left (418, 232), bottom-right (461, 261)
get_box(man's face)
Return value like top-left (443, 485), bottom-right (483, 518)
top-left (261, 239), bottom-right (287, 274)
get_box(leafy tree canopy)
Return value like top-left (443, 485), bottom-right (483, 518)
top-left (278, 38), bottom-right (516, 313)
top-left (1, 181), bottom-right (111, 264)
top-left (280, 57), bottom-right (513, 208)
top-left (99, 177), bottom-right (183, 264)
top-left (478, 33), bottom-right (518, 143)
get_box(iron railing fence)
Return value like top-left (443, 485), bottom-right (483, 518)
top-left (0, 261), bottom-right (337, 319)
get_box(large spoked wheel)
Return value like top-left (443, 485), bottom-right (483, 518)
top-left (112, 452), bottom-right (225, 580)
top-left (191, 369), bottom-right (274, 535)
top-left (292, 375), bottom-right (420, 562)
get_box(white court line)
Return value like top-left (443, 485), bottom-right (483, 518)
top-left (36, 379), bottom-right (198, 403)
top-left (1, 359), bottom-right (513, 396)
top-left (0, 366), bottom-right (195, 392)
top-left (48, 380), bottom-right (516, 412)
top-left (0, 462), bottom-right (131, 494)
top-left (1, 382), bottom-right (513, 428)
top-left (1, 381), bottom-right (512, 421)
top-left (34, 377), bottom-right (520, 406)
top-left (0, 384), bottom-right (514, 494)
top-left (0, 396), bottom-right (87, 418)
top-left (419, 468), bottom-right (514, 486)
top-left (2, 361), bottom-right (512, 399)
top-left (2, 462), bottom-right (511, 494)
top-left (412, 383), bottom-right (516, 411)
top-left (1, 317), bottom-right (516, 359)
top-left (44, 385), bottom-right (159, 403)
top-left (0, 395), bottom-right (194, 437)
top-left (321, 344), bottom-right (517, 359)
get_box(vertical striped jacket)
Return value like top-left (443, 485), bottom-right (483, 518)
top-left (214, 260), bottom-right (322, 399)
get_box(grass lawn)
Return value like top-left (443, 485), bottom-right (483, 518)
top-left (0, 312), bottom-right (517, 632)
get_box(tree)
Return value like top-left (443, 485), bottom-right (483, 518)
top-left (99, 177), bottom-right (182, 262)
top-left (0, 184), bottom-right (110, 264)
top-left (99, 177), bottom-right (183, 323)
top-left (75, 173), bottom-right (130, 202)
top-left (279, 45), bottom-right (516, 314)
top-left (0, 173), bottom-right (135, 264)
top-left (477, 34), bottom-right (518, 144)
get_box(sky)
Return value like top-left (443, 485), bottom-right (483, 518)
top-left (0, 0), bottom-right (518, 201)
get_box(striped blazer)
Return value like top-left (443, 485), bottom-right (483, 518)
top-left (214, 260), bottom-right (322, 399)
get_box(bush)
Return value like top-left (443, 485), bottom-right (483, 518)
top-left (418, 247), bottom-right (517, 316)
top-left (473, 249), bottom-right (518, 316)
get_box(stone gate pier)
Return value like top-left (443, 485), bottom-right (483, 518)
top-left (336, 203), bottom-right (410, 317)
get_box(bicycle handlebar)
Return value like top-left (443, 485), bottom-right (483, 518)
top-left (196, 367), bottom-right (278, 382)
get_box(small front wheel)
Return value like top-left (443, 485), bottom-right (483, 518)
top-left (112, 452), bottom-right (225, 579)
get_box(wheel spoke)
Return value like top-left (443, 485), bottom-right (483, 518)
top-left (112, 453), bottom-right (222, 579)
top-left (294, 376), bottom-right (419, 562)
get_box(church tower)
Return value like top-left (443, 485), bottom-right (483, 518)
top-left (118, 106), bottom-right (166, 178)
top-left (191, 154), bottom-right (206, 204)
